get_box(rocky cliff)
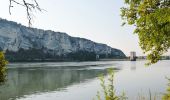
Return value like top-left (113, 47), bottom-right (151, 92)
top-left (0, 18), bottom-right (126, 61)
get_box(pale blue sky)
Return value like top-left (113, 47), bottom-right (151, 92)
top-left (0, 0), bottom-right (150, 56)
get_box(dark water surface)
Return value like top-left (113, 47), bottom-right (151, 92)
top-left (0, 61), bottom-right (170, 100)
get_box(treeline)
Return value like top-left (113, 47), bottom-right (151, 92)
top-left (4, 48), bottom-right (125, 62)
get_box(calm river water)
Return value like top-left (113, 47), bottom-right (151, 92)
top-left (0, 60), bottom-right (170, 100)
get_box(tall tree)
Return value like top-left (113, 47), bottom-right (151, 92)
top-left (121, 0), bottom-right (170, 65)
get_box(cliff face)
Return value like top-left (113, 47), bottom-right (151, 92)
top-left (0, 18), bottom-right (126, 61)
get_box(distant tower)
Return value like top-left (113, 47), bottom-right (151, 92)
top-left (96, 55), bottom-right (100, 60)
top-left (130, 51), bottom-right (136, 61)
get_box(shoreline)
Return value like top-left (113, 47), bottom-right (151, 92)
top-left (6, 58), bottom-right (149, 63)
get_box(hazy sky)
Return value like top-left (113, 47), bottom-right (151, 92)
top-left (0, 0), bottom-right (151, 56)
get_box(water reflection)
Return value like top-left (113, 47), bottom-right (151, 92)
top-left (130, 62), bottom-right (136, 70)
top-left (0, 65), bottom-right (111, 100)
top-left (1, 61), bottom-right (170, 100)
top-left (0, 74), bottom-right (6, 85)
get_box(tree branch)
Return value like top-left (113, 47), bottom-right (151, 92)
top-left (9, 0), bottom-right (43, 26)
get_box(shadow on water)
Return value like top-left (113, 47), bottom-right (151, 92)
top-left (0, 64), bottom-right (118, 100)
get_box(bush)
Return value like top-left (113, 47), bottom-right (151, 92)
top-left (0, 52), bottom-right (8, 83)
top-left (94, 69), bottom-right (127, 100)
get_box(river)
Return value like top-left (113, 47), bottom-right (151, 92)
top-left (0, 60), bottom-right (170, 100)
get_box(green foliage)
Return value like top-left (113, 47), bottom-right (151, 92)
top-left (0, 52), bottom-right (8, 83)
top-left (68, 51), bottom-right (97, 61)
top-left (5, 48), bottom-right (98, 62)
top-left (162, 78), bottom-right (170, 100)
top-left (121, 0), bottom-right (170, 65)
top-left (94, 69), bottom-right (127, 100)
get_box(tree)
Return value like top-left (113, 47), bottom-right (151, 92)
top-left (0, 52), bottom-right (8, 83)
top-left (9, 0), bottom-right (42, 26)
top-left (121, 0), bottom-right (170, 65)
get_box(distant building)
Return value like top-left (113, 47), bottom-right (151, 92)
top-left (130, 51), bottom-right (136, 61)
top-left (96, 55), bottom-right (100, 60)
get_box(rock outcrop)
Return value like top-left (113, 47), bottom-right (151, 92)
top-left (0, 18), bottom-right (126, 61)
